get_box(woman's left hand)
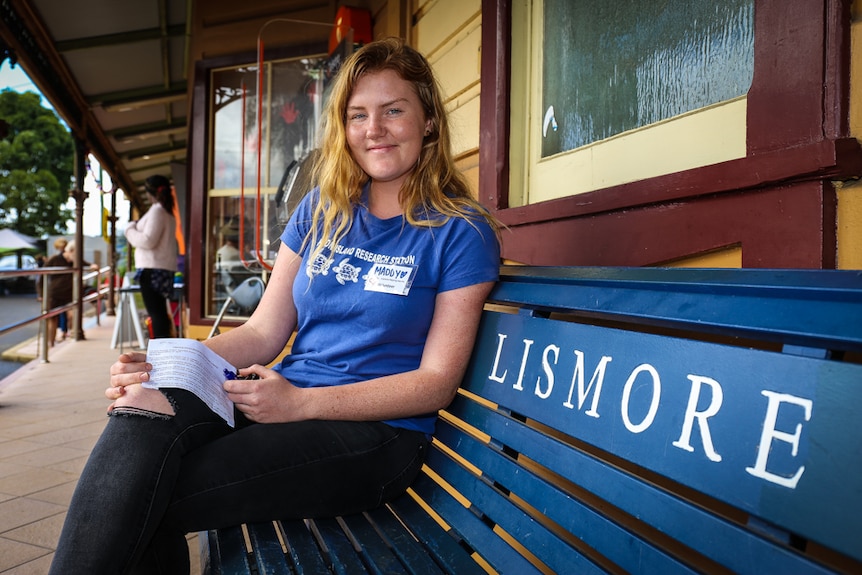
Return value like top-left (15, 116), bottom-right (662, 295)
top-left (224, 365), bottom-right (303, 423)
top-left (106, 352), bottom-right (151, 400)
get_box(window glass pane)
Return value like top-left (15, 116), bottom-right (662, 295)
top-left (541, 0), bottom-right (754, 157)
top-left (212, 66), bottom-right (255, 190)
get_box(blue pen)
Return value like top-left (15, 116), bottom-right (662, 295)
top-left (225, 368), bottom-right (259, 380)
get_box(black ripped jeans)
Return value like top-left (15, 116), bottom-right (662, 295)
top-left (49, 389), bottom-right (428, 575)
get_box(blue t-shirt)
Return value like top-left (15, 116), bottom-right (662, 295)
top-left (277, 189), bottom-right (500, 434)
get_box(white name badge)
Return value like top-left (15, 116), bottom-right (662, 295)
top-left (363, 263), bottom-right (416, 296)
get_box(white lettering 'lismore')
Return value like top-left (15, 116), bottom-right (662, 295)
top-left (488, 331), bottom-right (815, 490)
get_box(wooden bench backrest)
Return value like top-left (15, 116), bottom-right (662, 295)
top-left (408, 267), bottom-right (862, 574)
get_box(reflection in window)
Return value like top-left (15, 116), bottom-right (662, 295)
top-left (212, 59), bottom-right (322, 190)
top-left (541, 0), bottom-right (754, 157)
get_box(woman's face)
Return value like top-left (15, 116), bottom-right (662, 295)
top-left (345, 69), bottom-right (432, 191)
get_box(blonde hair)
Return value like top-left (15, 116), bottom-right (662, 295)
top-left (305, 37), bottom-right (499, 262)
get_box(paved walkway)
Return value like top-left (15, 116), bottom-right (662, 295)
top-left (0, 315), bottom-right (200, 574)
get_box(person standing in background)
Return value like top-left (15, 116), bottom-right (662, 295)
top-left (124, 174), bottom-right (178, 339)
top-left (42, 237), bottom-right (70, 344)
top-left (41, 237), bottom-right (69, 341)
top-left (43, 240), bottom-right (97, 344)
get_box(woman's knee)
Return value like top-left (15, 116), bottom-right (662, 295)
top-left (110, 384), bottom-right (175, 418)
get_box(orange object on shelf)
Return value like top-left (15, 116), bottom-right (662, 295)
top-left (329, 6), bottom-right (372, 54)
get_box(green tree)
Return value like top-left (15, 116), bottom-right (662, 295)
top-left (0, 89), bottom-right (74, 237)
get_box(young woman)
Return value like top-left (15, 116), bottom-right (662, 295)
top-left (124, 175), bottom-right (178, 338)
top-left (49, 37), bottom-right (500, 574)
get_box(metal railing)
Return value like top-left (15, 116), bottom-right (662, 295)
top-left (0, 265), bottom-right (113, 363)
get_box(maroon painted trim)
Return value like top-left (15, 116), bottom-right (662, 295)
top-left (824, 0), bottom-right (852, 139)
top-left (479, 0), bottom-right (862, 268)
top-left (746, 0), bottom-right (826, 151)
top-left (495, 138), bottom-right (862, 227)
top-left (500, 182), bottom-right (836, 269)
top-left (187, 60), bottom-right (210, 327)
top-left (479, 0), bottom-right (510, 210)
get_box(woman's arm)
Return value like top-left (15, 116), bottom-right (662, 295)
top-left (125, 205), bottom-right (176, 251)
top-left (225, 280), bottom-right (494, 423)
top-left (123, 210), bottom-right (158, 249)
top-left (106, 243), bottom-right (301, 394)
top-left (204, 243), bottom-right (301, 367)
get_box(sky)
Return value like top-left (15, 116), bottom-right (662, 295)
top-left (0, 60), bottom-right (131, 238)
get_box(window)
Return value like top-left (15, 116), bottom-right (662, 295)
top-left (510, 0), bottom-right (755, 205)
top-left (205, 54), bottom-right (326, 317)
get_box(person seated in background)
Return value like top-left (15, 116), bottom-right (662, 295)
top-left (215, 235), bottom-right (240, 270)
top-left (215, 220), bottom-right (258, 296)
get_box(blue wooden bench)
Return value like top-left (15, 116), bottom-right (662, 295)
top-left (201, 266), bottom-right (862, 574)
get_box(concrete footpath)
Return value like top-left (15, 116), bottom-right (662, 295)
top-left (0, 314), bottom-right (200, 574)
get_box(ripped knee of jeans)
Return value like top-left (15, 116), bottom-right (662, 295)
top-left (109, 386), bottom-right (177, 419)
top-left (109, 405), bottom-right (173, 420)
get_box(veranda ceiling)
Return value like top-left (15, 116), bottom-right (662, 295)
top-left (0, 0), bottom-right (335, 211)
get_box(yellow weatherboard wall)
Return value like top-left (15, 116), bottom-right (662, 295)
top-left (841, 0), bottom-right (862, 270)
top-left (838, 181), bottom-right (862, 270)
top-left (529, 99), bottom-right (748, 204)
top-left (414, 0), bottom-right (481, 159)
top-left (663, 246), bottom-right (743, 269)
top-left (415, 0), bottom-right (482, 188)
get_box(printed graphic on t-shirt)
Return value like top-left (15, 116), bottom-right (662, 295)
top-left (306, 242), bottom-right (417, 296)
top-left (307, 252), bottom-right (335, 277)
top-left (332, 258), bottom-right (361, 285)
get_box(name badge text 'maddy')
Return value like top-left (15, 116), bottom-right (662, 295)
top-left (363, 263), bottom-right (416, 296)
top-left (488, 333), bottom-right (814, 489)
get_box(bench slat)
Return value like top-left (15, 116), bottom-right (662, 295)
top-left (210, 526), bottom-right (253, 575)
top-left (415, 450), bottom-right (605, 575)
top-left (200, 530), bottom-right (219, 575)
top-left (444, 396), bottom-right (839, 575)
top-left (491, 266), bottom-right (862, 352)
top-left (434, 416), bottom-right (698, 575)
top-left (465, 309), bottom-right (862, 562)
top-left (385, 492), bottom-right (494, 574)
top-left (277, 519), bottom-right (332, 575)
top-left (337, 514), bottom-right (410, 574)
top-left (245, 522), bottom-right (292, 574)
top-left (362, 506), bottom-right (449, 575)
top-left (310, 517), bottom-right (371, 574)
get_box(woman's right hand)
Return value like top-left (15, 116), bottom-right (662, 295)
top-left (105, 352), bottom-right (152, 400)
